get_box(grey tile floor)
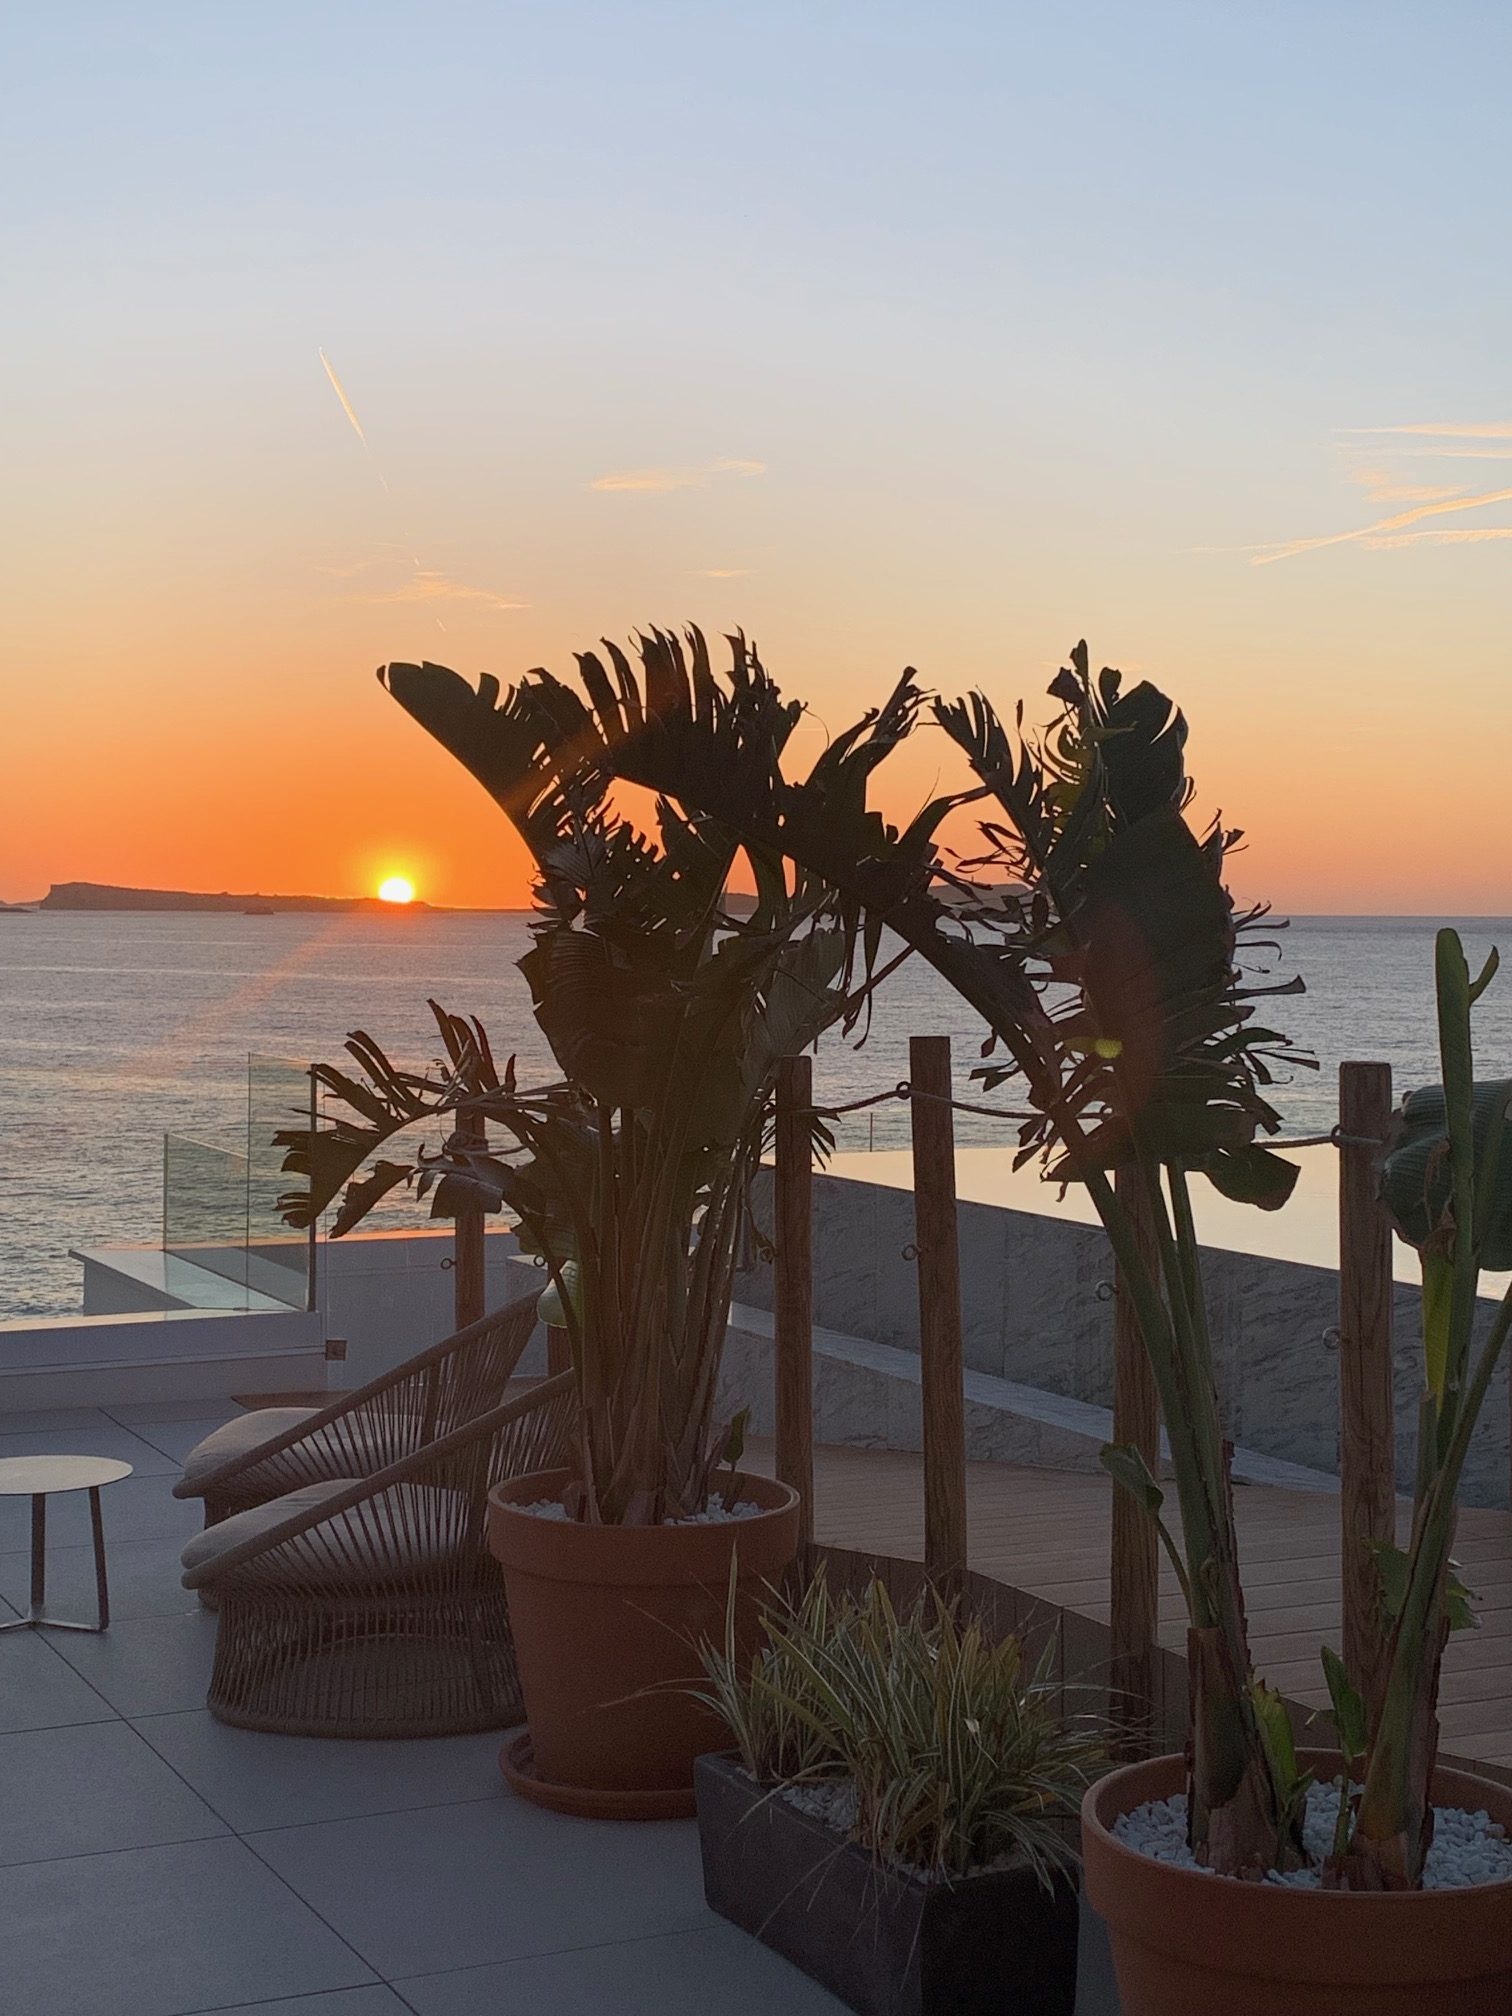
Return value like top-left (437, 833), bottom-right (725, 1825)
top-left (0, 1402), bottom-right (1119, 2015)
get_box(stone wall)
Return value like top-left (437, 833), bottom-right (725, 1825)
top-left (735, 1166), bottom-right (1512, 1509)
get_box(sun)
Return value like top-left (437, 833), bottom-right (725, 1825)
top-left (377, 875), bottom-right (416, 905)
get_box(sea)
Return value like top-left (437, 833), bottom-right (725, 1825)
top-left (3, 911), bottom-right (1511, 1323)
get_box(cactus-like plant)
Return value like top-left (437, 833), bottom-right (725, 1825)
top-left (1322, 932), bottom-right (1512, 1887)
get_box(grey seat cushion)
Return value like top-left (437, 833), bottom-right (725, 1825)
top-left (177, 1408), bottom-right (323, 1494)
top-left (177, 1408), bottom-right (433, 1499)
top-left (181, 1479), bottom-right (473, 1591)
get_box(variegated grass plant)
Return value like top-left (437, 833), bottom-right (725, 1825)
top-left (695, 1570), bottom-right (1105, 1887)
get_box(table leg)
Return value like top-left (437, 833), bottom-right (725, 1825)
top-left (89, 1487), bottom-right (110, 1629)
top-left (0, 1489), bottom-right (113, 1634)
top-left (31, 1493), bottom-right (46, 1614)
top-left (0, 1500), bottom-right (47, 1632)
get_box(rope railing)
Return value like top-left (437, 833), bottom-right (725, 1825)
top-left (807, 1079), bottom-right (1384, 1149)
top-left (772, 1042), bottom-right (1406, 1759)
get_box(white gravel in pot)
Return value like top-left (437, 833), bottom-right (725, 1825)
top-left (775, 1776), bottom-right (1042, 1879)
top-left (1113, 1784), bottom-right (1512, 1890)
top-left (779, 1780), bottom-right (860, 1832)
top-left (514, 1492), bottom-right (765, 1524)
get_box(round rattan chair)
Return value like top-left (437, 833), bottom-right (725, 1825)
top-left (173, 1291), bottom-right (541, 1528)
top-left (181, 1371), bottom-right (575, 1738)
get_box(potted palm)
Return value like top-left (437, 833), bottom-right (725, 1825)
top-left (1079, 933), bottom-right (1512, 2011)
top-left (279, 628), bottom-right (872, 1816)
top-left (692, 1568), bottom-right (1100, 2016)
top-left (583, 638), bottom-right (1512, 2003)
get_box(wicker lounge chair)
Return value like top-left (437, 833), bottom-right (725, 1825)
top-left (173, 1293), bottom-right (540, 1528)
top-left (180, 1370), bottom-right (576, 1736)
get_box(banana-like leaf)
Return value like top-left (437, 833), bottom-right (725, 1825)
top-left (288, 629), bottom-right (878, 1523)
top-left (1380, 1078), bottom-right (1512, 1272)
top-left (1100, 1440), bottom-right (1165, 1516)
top-left (1370, 1538), bottom-right (1477, 1635)
top-left (1320, 1645), bottom-right (1368, 1764)
top-left (930, 656), bottom-right (1309, 1195)
top-left (1099, 1442), bottom-right (1192, 1609)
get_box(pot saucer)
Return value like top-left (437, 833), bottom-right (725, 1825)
top-left (500, 1729), bottom-right (697, 1821)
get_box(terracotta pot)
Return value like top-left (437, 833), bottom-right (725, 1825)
top-left (1082, 1748), bottom-right (1512, 2015)
top-left (486, 1467), bottom-right (800, 1820)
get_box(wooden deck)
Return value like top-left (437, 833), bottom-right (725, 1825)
top-left (755, 1440), bottom-right (1512, 1772)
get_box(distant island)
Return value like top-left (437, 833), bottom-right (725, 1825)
top-left (8, 882), bottom-right (523, 914)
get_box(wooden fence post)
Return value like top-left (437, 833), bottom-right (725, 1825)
top-left (775, 1055), bottom-right (815, 1549)
top-left (452, 1110), bottom-right (487, 1331)
top-left (1339, 1060), bottom-right (1395, 1720)
top-left (1109, 1165), bottom-right (1160, 1757)
top-left (910, 1035), bottom-right (967, 1600)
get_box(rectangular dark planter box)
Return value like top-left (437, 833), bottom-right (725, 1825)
top-left (694, 1753), bottom-right (1079, 2016)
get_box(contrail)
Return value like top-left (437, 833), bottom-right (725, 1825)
top-left (318, 348), bottom-right (388, 491)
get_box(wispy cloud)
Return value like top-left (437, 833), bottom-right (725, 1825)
top-left (318, 348), bottom-right (389, 494)
top-left (1252, 484), bottom-right (1512, 565)
top-left (1248, 421), bottom-right (1512, 565)
top-left (1346, 466), bottom-right (1466, 504)
top-left (1362, 445), bottom-right (1512, 462)
top-left (313, 550), bottom-right (413, 581)
top-left (590, 458), bottom-right (766, 495)
top-left (367, 569), bottom-right (529, 611)
top-left (693, 566), bottom-right (751, 578)
top-left (1338, 422), bottom-right (1512, 440)
top-left (1361, 528), bottom-right (1512, 550)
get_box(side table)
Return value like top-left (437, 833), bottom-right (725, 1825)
top-left (0, 1455), bottom-right (133, 1632)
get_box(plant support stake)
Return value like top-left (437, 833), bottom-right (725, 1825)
top-left (1110, 1164), bottom-right (1161, 1759)
top-left (910, 1036), bottom-right (968, 1599)
top-left (1338, 1060), bottom-right (1395, 1727)
top-left (453, 1108), bottom-right (487, 1331)
top-left (775, 1054), bottom-right (815, 1549)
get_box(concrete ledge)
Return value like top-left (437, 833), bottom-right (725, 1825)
top-left (0, 1345), bottom-right (328, 1414)
top-left (717, 1303), bottom-right (1340, 1492)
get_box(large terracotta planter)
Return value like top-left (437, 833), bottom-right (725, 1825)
top-left (486, 1467), bottom-right (800, 1820)
top-left (1082, 1749), bottom-right (1512, 2015)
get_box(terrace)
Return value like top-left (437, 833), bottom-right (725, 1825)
top-left (9, 1371), bottom-right (1512, 2013)
top-left (0, 1397), bottom-right (1125, 2016)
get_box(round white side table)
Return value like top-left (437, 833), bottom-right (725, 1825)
top-left (0, 1455), bottom-right (133, 1632)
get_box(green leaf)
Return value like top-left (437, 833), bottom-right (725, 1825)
top-left (1250, 1677), bottom-right (1301, 1783)
top-left (1100, 1441), bottom-right (1165, 1516)
top-left (1381, 1079), bottom-right (1512, 1273)
top-left (1446, 1561), bottom-right (1478, 1634)
top-left (1320, 1645), bottom-right (1368, 1763)
top-left (1198, 1143), bottom-right (1300, 1212)
top-left (536, 1258), bottom-right (581, 1330)
top-left (720, 1406), bottom-right (749, 1470)
top-left (1372, 1539), bottom-right (1410, 1627)
top-left (1249, 1676), bottom-right (1312, 1840)
top-left (1422, 1249), bottom-right (1455, 1406)
top-left (1100, 1442), bottom-right (1194, 1612)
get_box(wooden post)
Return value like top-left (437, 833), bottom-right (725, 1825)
top-left (452, 1110), bottom-right (487, 1332)
top-left (306, 1065), bottom-right (319, 1315)
top-left (1339, 1060), bottom-right (1395, 1720)
top-left (909, 1035), bottom-right (967, 1599)
top-left (546, 1324), bottom-right (572, 1375)
top-left (775, 1055), bottom-right (815, 1548)
top-left (1109, 1164), bottom-right (1161, 1758)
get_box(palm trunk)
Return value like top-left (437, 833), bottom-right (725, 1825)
top-left (1081, 1151), bottom-right (1289, 1871)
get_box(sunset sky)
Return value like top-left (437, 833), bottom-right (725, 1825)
top-left (5, 4), bottom-right (1510, 913)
